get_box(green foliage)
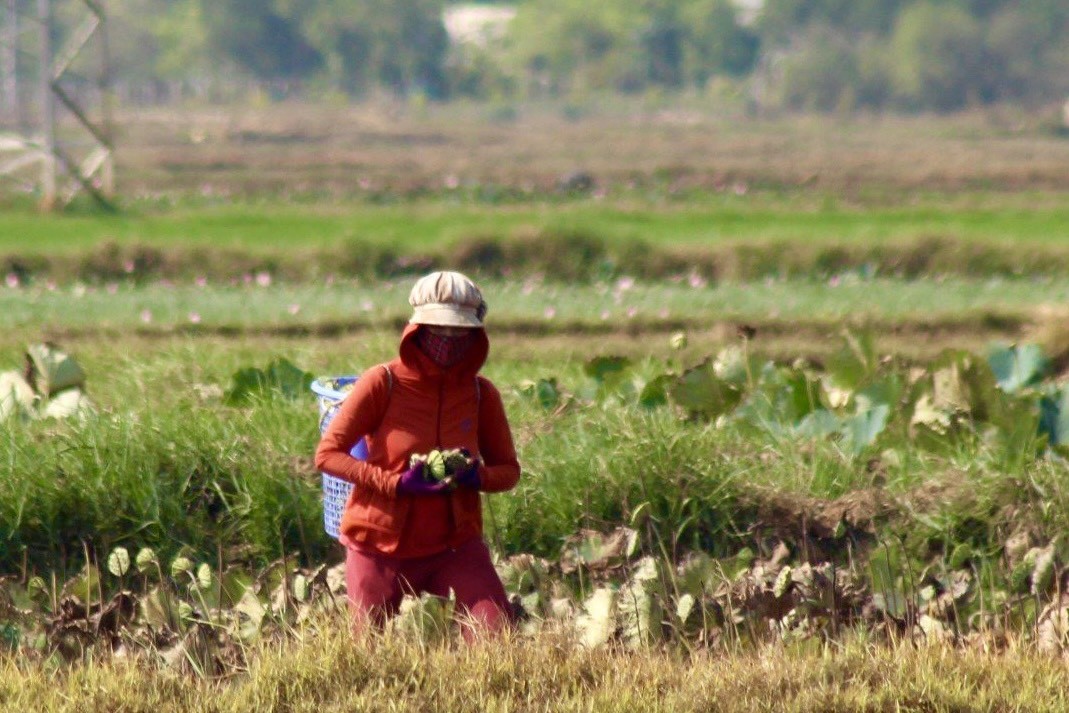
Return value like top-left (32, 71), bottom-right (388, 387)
top-left (888, 2), bottom-right (989, 110)
top-left (988, 344), bottom-right (1048, 394)
top-left (507, 0), bottom-right (758, 95)
top-left (759, 0), bottom-right (909, 40)
top-left (508, 0), bottom-right (643, 95)
top-left (305, 0), bottom-right (450, 97)
top-left (223, 359), bottom-right (314, 406)
top-left (682, 0), bottom-right (759, 81)
top-left (201, 0), bottom-right (325, 80)
top-left (761, 0), bottom-right (1069, 111)
top-left (60, 0), bottom-right (1069, 109)
top-left (777, 30), bottom-right (865, 112)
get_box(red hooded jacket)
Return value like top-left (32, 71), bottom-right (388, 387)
top-left (314, 324), bottom-right (520, 558)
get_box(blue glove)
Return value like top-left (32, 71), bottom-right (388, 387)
top-left (396, 462), bottom-right (449, 496)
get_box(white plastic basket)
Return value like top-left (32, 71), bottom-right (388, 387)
top-left (311, 376), bottom-right (366, 539)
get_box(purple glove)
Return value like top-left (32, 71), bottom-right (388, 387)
top-left (452, 462), bottom-right (481, 491)
top-left (396, 462), bottom-right (448, 496)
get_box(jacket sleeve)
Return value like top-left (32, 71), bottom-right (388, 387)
top-left (476, 378), bottom-right (520, 493)
top-left (314, 366), bottom-right (399, 497)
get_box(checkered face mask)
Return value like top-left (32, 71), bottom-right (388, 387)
top-left (417, 328), bottom-right (476, 368)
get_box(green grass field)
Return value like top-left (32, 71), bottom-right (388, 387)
top-left (2, 106), bottom-right (1069, 710)
top-left (0, 277), bottom-right (1064, 330)
top-left (4, 200), bottom-right (1069, 253)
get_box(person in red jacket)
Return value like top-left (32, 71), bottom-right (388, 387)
top-left (315, 271), bottom-right (520, 640)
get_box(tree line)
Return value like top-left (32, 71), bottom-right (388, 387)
top-left (19, 0), bottom-right (1069, 112)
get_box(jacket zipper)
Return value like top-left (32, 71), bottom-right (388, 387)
top-left (435, 377), bottom-right (444, 448)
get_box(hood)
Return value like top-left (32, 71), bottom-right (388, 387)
top-left (397, 322), bottom-right (488, 381)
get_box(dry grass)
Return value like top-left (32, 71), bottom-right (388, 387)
top-left (111, 102), bottom-right (1069, 200)
top-left (3, 618), bottom-right (1069, 712)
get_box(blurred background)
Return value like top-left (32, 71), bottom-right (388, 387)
top-left (2, 0), bottom-right (1069, 206)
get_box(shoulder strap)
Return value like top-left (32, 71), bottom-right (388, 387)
top-left (474, 375), bottom-right (481, 406)
top-left (382, 363), bottom-right (393, 393)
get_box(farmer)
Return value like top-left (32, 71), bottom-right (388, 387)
top-left (314, 271), bottom-right (520, 640)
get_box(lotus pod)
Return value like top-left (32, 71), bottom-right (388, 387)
top-left (442, 448), bottom-right (471, 474)
top-left (426, 450), bottom-right (447, 481)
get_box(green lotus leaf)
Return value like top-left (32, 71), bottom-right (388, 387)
top-left (989, 344), bottom-right (1048, 394)
top-left (670, 361), bottom-right (742, 419)
top-left (26, 343), bottom-right (85, 397)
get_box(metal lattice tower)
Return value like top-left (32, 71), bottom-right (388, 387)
top-left (0, 0), bottom-right (114, 210)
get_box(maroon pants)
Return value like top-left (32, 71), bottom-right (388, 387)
top-left (345, 537), bottom-right (512, 641)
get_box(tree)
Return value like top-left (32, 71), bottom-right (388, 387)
top-left (638, 0), bottom-right (686, 89)
top-left (200, 0), bottom-right (323, 80)
top-left (759, 0), bottom-right (911, 41)
top-left (889, 2), bottom-right (988, 111)
top-left (304, 0), bottom-right (449, 98)
top-left (507, 0), bottom-right (643, 95)
top-left (682, 0), bottom-right (759, 83)
top-left (777, 28), bottom-right (861, 111)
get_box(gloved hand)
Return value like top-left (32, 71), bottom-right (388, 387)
top-left (452, 462), bottom-right (481, 491)
top-left (396, 462), bottom-right (448, 496)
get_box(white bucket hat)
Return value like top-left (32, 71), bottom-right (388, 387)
top-left (408, 271), bottom-right (488, 328)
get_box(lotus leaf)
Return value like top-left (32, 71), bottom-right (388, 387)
top-left (712, 345), bottom-right (758, 388)
top-left (224, 358), bottom-right (313, 405)
top-left (670, 361), bottom-right (742, 419)
top-left (1040, 385), bottom-right (1069, 447)
top-left (794, 409), bottom-right (842, 439)
top-left (618, 557), bottom-right (663, 647)
top-left (26, 343), bottom-right (85, 397)
top-left (839, 404), bottom-right (890, 455)
top-left (63, 565), bottom-right (102, 606)
top-left (988, 344), bottom-right (1048, 393)
top-left (638, 374), bottom-right (672, 409)
top-left (584, 356), bottom-right (631, 385)
top-left (520, 378), bottom-right (561, 409)
top-left (0, 371), bottom-right (35, 421)
top-left (42, 388), bottom-right (92, 420)
top-left (107, 548), bottom-right (131, 578)
top-left (577, 587), bottom-right (616, 648)
top-left (826, 330), bottom-right (877, 392)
